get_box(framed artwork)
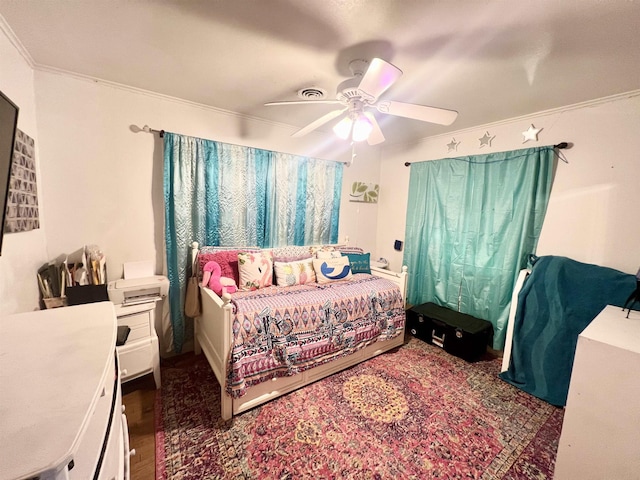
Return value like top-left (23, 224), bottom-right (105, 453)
top-left (4, 129), bottom-right (40, 233)
top-left (349, 181), bottom-right (379, 203)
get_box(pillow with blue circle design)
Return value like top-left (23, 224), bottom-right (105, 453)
top-left (313, 256), bottom-right (353, 284)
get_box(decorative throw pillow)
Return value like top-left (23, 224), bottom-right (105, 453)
top-left (198, 250), bottom-right (243, 284)
top-left (316, 250), bottom-right (343, 259)
top-left (197, 247), bottom-right (261, 281)
top-left (313, 256), bottom-right (353, 284)
top-left (274, 258), bottom-right (316, 286)
top-left (273, 254), bottom-right (313, 264)
top-left (238, 251), bottom-right (273, 290)
top-left (337, 246), bottom-right (365, 255)
top-left (272, 245), bottom-right (312, 259)
top-left (310, 245), bottom-right (340, 258)
top-left (346, 252), bottom-right (371, 274)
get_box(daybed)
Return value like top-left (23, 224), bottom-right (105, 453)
top-left (191, 242), bottom-right (408, 420)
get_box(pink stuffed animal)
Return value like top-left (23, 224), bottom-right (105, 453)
top-left (202, 261), bottom-right (238, 297)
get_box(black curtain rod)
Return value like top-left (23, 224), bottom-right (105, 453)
top-left (404, 142), bottom-right (571, 167)
top-left (139, 126), bottom-right (355, 165)
top-left (141, 125), bottom-right (164, 137)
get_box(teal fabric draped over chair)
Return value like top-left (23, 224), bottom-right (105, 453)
top-left (164, 132), bottom-right (343, 353)
top-left (403, 146), bottom-right (555, 349)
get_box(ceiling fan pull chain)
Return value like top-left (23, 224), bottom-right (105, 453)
top-left (349, 142), bottom-right (356, 167)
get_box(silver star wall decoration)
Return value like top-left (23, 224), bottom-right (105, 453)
top-left (446, 138), bottom-right (460, 152)
top-left (522, 124), bottom-right (542, 143)
top-left (479, 131), bottom-right (495, 148)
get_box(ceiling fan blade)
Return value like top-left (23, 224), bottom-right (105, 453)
top-left (357, 58), bottom-right (403, 103)
top-left (363, 112), bottom-right (385, 146)
top-left (265, 99), bottom-right (342, 106)
top-left (376, 101), bottom-right (458, 126)
top-left (291, 108), bottom-right (347, 138)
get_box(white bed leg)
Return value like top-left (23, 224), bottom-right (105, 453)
top-left (221, 390), bottom-right (233, 421)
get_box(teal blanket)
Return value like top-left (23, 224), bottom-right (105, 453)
top-left (499, 255), bottom-right (637, 406)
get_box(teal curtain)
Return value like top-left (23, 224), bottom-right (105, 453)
top-left (164, 133), bottom-right (343, 353)
top-left (403, 146), bottom-right (555, 350)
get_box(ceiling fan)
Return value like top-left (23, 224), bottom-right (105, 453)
top-left (265, 58), bottom-right (458, 145)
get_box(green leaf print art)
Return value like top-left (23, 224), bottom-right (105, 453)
top-left (349, 182), bottom-right (379, 203)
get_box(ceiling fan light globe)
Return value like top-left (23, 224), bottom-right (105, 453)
top-left (352, 115), bottom-right (373, 142)
top-left (333, 116), bottom-right (353, 140)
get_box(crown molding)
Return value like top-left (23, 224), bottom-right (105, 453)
top-left (0, 18), bottom-right (302, 135)
top-left (386, 89), bottom-right (640, 149)
top-left (33, 63), bottom-right (309, 135)
top-left (0, 13), bottom-right (35, 68)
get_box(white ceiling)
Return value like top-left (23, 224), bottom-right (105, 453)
top-left (1, 0), bottom-right (639, 145)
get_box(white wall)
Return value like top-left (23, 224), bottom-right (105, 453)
top-left (377, 92), bottom-right (640, 275)
top-left (337, 144), bottom-right (381, 255)
top-left (0, 26), bottom-right (48, 315)
top-left (6, 16), bottom-right (638, 323)
top-left (33, 70), bottom-right (378, 282)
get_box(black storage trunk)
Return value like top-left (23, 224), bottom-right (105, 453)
top-left (407, 302), bottom-right (493, 362)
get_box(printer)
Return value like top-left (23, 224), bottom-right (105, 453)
top-left (107, 275), bottom-right (169, 306)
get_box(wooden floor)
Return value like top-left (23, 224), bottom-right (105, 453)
top-left (122, 374), bottom-right (157, 480)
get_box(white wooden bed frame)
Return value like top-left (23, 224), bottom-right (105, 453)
top-left (191, 242), bottom-right (408, 420)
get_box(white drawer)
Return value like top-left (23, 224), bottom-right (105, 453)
top-left (117, 311), bottom-right (151, 342)
top-left (122, 413), bottom-right (132, 480)
top-left (238, 370), bottom-right (305, 406)
top-left (97, 386), bottom-right (124, 480)
top-left (119, 341), bottom-right (153, 381)
top-left (306, 349), bottom-right (364, 383)
top-left (70, 352), bottom-right (116, 479)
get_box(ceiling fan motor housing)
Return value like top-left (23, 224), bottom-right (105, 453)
top-left (336, 59), bottom-right (369, 103)
top-left (336, 79), bottom-right (362, 103)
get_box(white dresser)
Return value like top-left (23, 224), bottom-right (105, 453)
top-left (0, 302), bottom-right (133, 480)
top-left (555, 305), bottom-right (640, 479)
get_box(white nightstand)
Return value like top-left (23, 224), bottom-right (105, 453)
top-left (114, 301), bottom-right (161, 388)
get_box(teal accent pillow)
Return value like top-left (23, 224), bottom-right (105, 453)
top-left (346, 253), bottom-right (371, 274)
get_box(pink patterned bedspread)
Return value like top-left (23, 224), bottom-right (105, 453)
top-left (227, 274), bottom-right (405, 397)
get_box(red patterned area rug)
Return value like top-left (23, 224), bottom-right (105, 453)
top-left (156, 337), bottom-right (563, 479)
